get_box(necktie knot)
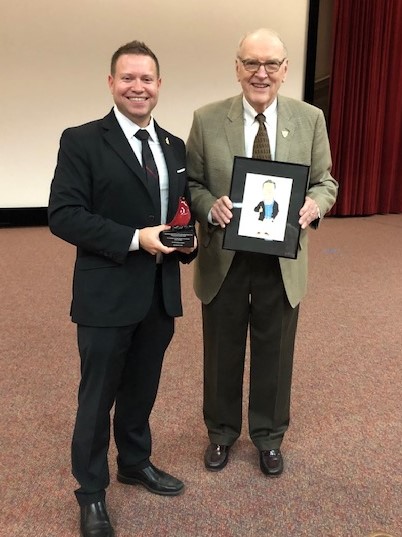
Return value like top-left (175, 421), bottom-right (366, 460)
top-left (135, 129), bottom-right (150, 141)
top-left (256, 113), bottom-right (266, 126)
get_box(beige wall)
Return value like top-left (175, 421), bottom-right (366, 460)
top-left (1, 0), bottom-right (309, 208)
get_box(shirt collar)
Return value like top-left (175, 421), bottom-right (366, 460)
top-left (242, 96), bottom-right (278, 126)
top-left (113, 105), bottom-right (157, 142)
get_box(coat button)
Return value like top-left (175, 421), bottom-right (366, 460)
top-left (148, 215), bottom-right (155, 222)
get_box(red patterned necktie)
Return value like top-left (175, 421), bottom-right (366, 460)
top-left (135, 129), bottom-right (161, 220)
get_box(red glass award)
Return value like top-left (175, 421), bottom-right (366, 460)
top-left (160, 197), bottom-right (195, 247)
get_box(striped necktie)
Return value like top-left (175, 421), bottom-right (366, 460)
top-left (135, 129), bottom-right (161, 221)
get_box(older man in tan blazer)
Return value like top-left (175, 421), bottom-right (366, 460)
top-left (187, 28), bottom-right (338, 476)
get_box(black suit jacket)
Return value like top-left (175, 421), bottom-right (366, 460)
top-left (253, 200), bottom-right (279, 221)
top-left (48, 110), bottom-right (195, 327)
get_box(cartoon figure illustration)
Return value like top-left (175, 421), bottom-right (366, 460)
top-left (254, 179), bottom-right (279, 236)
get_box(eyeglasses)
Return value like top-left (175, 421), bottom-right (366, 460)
top-left (238, 57), bottom-right (287, 74)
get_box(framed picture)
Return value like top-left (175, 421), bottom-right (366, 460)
top-left (223, 156), bottom-right (310, 259)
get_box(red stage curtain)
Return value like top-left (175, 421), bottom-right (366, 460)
top-left (328, 0), bottom-right (402, 215)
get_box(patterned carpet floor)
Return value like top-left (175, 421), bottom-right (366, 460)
top-left (0, 215), bottom-right (401, 536)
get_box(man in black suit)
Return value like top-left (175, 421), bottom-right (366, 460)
top-left (48, 41), bottom-right (196, 537)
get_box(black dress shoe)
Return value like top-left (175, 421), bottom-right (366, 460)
top-left (80, 500), bottom-right (114, 537)
top-left (204, 443), bottom-right (230, 471)
top-left (259, 448), bottom-right (284, 476)
top-left (117, 463), bottom-right (184, 496)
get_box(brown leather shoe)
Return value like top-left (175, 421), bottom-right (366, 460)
top-left (259, 449), bottom-right (283, 476)
top-left (204, 443), bottom-right (230, 471)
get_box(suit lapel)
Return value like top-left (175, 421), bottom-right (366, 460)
top-left (101, 110), bottom-right (148, 191)
top-left (223, 95), bottom-right (296, 162)
top-left (101, 112), bottom-right (182, 223)
top-left (155, 122), bottom-right (180, 223)
top-left (225, 95), bottom-right (246, 157)
top-left (276, 95), bottom-right (295, 162)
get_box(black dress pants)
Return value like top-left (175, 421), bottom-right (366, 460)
top-left (202, 251), bottom-right (299, 451)
top-left (72, 272), bottom-right (174, 506)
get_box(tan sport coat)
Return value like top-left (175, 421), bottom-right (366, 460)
top-left (186, 94), bottom-right (338, 308)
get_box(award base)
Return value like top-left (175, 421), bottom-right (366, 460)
top-left (160, 225), bottom-right (195, 247)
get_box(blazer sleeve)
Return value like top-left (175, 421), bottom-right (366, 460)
top-left (186, 110), bottom-right (222, 227)
top-left (48, 127), bottom-right (134, 264)
top-left (306, 109), bottom-right (338, 219)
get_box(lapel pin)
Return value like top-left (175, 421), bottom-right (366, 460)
top-left (165, 137), bottom-right (170, 145)
top-left (282, 130), bottom-right (289, 138)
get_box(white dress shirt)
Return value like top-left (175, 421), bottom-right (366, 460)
top-left (242, 96), bottom-right (278, 159)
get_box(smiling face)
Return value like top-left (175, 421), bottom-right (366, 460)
top-left (108, 53), bottom-right (161, 127)
top-left (236, 29), bottom-right (288, 113)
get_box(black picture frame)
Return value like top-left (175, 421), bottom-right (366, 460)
top-left (223, 156), bottom-right (310, 259)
